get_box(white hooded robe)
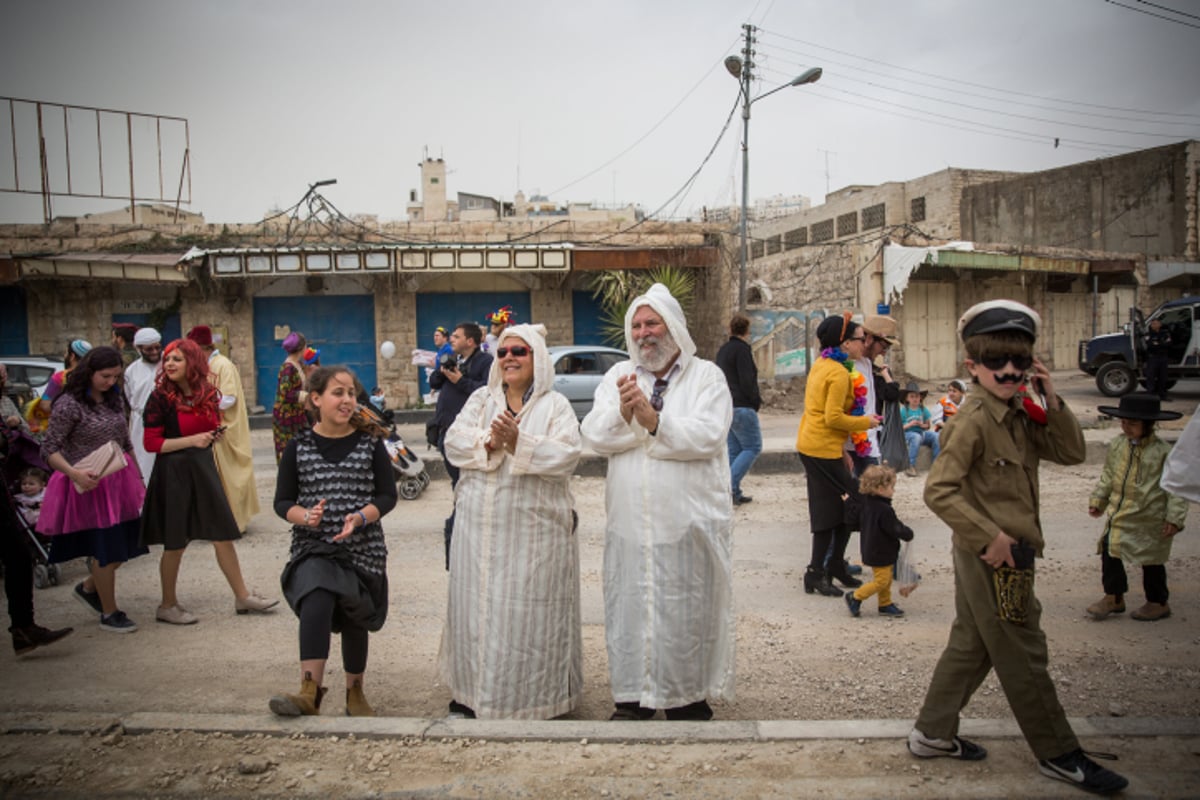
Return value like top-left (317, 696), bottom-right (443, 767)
top-left (581, 283), bottom-right (736, 709)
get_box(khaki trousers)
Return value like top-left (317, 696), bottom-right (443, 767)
top-left (915, 545), bottom-right (1078, 760)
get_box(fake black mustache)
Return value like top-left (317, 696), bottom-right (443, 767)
top-left (994, 373), bottom-right (1024, 384)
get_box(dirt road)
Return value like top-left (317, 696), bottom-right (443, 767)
top-left (2, 410), bottom-right (1198, 797)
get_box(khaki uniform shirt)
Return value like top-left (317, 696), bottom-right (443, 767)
top-left (924, 389), bottom-right (1086, 557)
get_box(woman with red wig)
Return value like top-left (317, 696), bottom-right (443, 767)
top-left (139, 339), bottom-right (277, 624)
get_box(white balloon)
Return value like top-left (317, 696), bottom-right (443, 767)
top-left (380, 340), bottom-right (396, 359)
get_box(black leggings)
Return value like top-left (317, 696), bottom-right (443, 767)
top-left (298, 588), bottom-right (369, 674)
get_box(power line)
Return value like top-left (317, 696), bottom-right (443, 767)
top-left (757, 45), bottom-right (1200, 128)
top-left (757, 27), bottom-right (1200, 119)
top-left (758, 64), bottom-right (1197, 142)
top-left (1134, 0), bottom-right (1200, 21)
top-left (543, 40), bottom-right (739, 200)
top-left (1104, 0), bottom-right (1200, 28)
top-left (796, 83), bottom-right (1137, 154)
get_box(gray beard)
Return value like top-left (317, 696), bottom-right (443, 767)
top-left (636, 330), bottom-right (679, 373)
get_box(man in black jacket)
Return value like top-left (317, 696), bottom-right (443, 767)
top-left (715, 314), bottom-right (761, 506)
top-left (429, 321), bottom-right (493, 568)
top-left (1143, 317), bottom-right (1172, 400)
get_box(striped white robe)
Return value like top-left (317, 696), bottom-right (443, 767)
top-left (439, 324), bottom-right (583, 719)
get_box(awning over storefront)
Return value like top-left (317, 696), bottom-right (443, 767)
top-left (179, 244), bottom-right (574, 278)
top-left (15, 252), bottom-right (188, 283)
top-left (884, 243), bottom-right (1106, 303)
top-left (1148, 261), bottom-right (1200, 286)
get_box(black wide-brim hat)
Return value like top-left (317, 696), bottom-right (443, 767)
top-left (1098, 392), bottom-right (1183, 422)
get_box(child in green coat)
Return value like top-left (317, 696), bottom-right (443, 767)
top-left (1088, 393), bottom-right (1188, 622)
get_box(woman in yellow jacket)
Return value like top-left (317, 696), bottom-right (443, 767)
top-left (1087, 393), bottom-right (1187, 622)
top-left (797, 313), bottom-right (880, 597)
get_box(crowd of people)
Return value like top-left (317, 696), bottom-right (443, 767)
top-left (2, 293), bottom-right (1197, 797)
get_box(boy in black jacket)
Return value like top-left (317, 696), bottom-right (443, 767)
top-left (845, 465), bottom-right (912, 618)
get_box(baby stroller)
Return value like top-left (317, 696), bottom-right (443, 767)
top-left (2, 428), bottom-right (61, 589)
top-left (351, 401), bottom-right (431, 501)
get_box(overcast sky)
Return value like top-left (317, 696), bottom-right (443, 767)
top-left (1, 0), bottom-right (1198, 226)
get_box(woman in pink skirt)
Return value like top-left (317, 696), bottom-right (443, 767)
top-left (37, 346), bottom-right (147, 633)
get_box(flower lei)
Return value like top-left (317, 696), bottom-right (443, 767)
top-left (1016, 383), bottom-right (1048, 425)
top-left (821, 346), bottom-right (871, 456)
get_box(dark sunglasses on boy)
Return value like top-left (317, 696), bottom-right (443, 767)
top-left (979, 353), bottom-right (1033, 372)
top-left (496, 345), bottom-right (530, 358)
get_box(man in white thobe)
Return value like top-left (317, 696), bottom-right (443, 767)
top-left (124, 327), bottom-right (162, 486)
top-left (581, 283), bottom-right (735, 721)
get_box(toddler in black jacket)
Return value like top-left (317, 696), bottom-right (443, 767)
top-left (846, 465), bottom-right (913, 617)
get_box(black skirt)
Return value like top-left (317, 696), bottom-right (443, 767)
top-left (140, 447), bottom-right (241, 550)
top-left (281, 540), bottom-right (388, 633)
top-left (799, 453), bottom-right (856, 532)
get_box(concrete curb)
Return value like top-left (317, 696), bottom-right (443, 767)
top-left (3, 712), bottom-right (1197, 743)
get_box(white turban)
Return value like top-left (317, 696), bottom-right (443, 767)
top-left (133, 328), bottom-right (162, 346)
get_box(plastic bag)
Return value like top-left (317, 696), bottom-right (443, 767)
top-left (895, 540), bottom-right (922, 597)
top-left (878, 400), bottom-right (909, 471)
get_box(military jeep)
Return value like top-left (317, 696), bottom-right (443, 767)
top-left (1079, 296), bottom-right (1200, 397)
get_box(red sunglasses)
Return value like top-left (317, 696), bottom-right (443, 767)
top-left (496, 345), bottom-right (530, 358)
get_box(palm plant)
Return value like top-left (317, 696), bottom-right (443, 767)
top-left (589, 265), bottom-right (697, 348)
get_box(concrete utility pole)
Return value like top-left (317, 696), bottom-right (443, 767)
top-left (736, 23), bottom-right (755, 313)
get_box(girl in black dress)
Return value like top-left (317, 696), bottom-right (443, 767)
top-left (140, 338), bottom-right (277, 624)
top-left (270, 365), bottom-right (397, 718)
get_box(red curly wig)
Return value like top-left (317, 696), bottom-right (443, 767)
top-left (157, 338), bottom-right (220, 415)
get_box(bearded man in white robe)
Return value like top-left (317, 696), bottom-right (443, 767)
top-left (124, 327), bottom-right (162, 485)
top-left (581, 283), bottom-right (735, 721)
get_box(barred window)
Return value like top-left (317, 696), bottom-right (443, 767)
top-left (766, 234), bottom-right (782, 256)
top-left (784, 227), bottom-right (808, 250)
top-left (861, 203), bottom-right (885, 230)
top-left (911, 196), bottom-right (926, 222)
top-left (837, 212), bottom-right (858, 238)
top-left (812, 218), bottom-right (835, 243)
top-left (751, 240), bottom-right (765, 259)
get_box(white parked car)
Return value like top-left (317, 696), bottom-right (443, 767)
top-left (1, 355), bottom-right (63, 401)
top-left (547, 345), bottom-right (627, 420)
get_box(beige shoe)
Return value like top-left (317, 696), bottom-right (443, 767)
top-left (235, 592), bottom-right (279, 614)
top-left (1086, 594), bottom-right (1125, 620)
top-left (155, 604), bottom-right (198, 625)
top-left (345, 678), bottom-right (375, 717)
top-left (269, 672), bottom-right (327, 717)
top-left (1131, 602), bottom-right (1170, 621)
top-left (904, 466), bottom-right (918, 478)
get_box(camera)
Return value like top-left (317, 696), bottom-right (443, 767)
top-left (440, 353), bottom-right (459, 372)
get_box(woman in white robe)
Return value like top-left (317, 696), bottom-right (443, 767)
top-left (439, 323), bottom-right (583, 720)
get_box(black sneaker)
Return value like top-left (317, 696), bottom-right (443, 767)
top-left (99, 611), bottom-right (138, 634)
top-left (1038, 749), bottom-right (1128, 795)
top-left (73, 582), bottom-right (104, 616)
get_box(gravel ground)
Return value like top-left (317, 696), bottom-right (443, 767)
top-left (1, 413), bottom-right (1198, 797)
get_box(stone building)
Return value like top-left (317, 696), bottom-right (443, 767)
top-left (744, 140), bottom-right (1200, 380)
top-left (0, 215), bottom-right (722, 411)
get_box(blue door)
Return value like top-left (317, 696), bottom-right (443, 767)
top-left (414, 292), bottom-right (531, 399)
top-left (0, 287), bottom-right (29, 355)
top-left (112, 313), bottom-right (182, 346)
top-left (252, 295), bottom-right (377, 409)
top-left (572, 290), bottom-right (607, 346)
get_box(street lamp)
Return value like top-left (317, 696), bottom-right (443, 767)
top-left (727, 40), bottom-right (821, 311)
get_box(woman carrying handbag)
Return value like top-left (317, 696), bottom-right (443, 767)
top-left (37, 346), bottom-right (147, 634)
